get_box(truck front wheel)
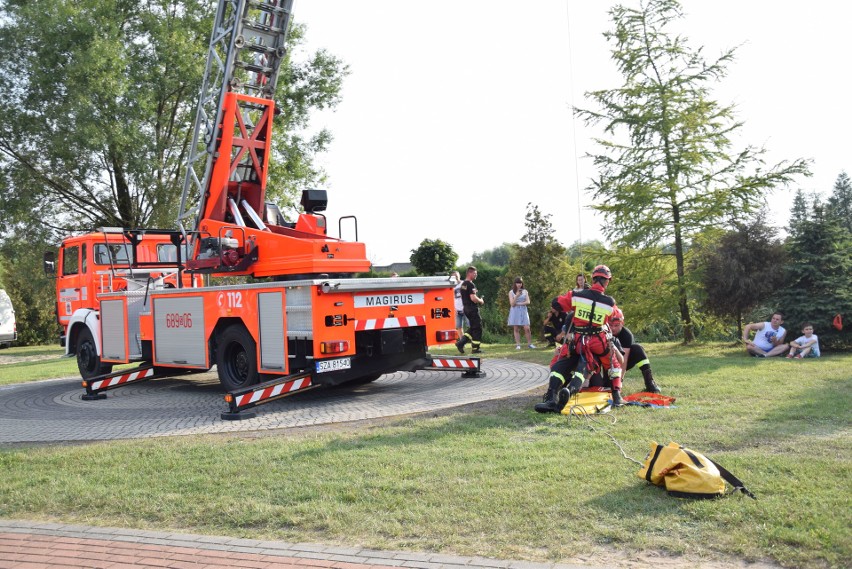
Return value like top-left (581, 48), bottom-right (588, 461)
top-left (77, 327), bottom-right (113, 380)
top-left (216, 324), bottom-right (259, 391)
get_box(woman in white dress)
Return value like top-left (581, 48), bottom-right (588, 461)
top-left (508, 277), bottom-right (535, 349)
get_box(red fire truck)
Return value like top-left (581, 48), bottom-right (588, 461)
top-left (46, 0), bottom-right (477, 416)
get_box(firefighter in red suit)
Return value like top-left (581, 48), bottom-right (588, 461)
top-left (534, 264), bottom-right (624, 412)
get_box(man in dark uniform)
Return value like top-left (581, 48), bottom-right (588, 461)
top-left (535, 264), bottom-right (624, 412)
top-left (455, 266), bottom-right (485, 354)
top-left (609, 308), bottom-right (661, 393)
top-left (543, 304), bottom-right (568, 347)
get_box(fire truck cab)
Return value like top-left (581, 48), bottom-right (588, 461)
top-left (44, 229), bottom-right (201, 376)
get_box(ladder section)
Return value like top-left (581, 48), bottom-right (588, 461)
top-left (177, 0), bottom-right (295, 245)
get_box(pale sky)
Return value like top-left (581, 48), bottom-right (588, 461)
top-left (293, 1), bottom-right (851, 267)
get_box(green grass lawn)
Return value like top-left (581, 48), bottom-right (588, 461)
top-left (0, 342), bottom-right (849, 568)
top-left (0, 344), bottom-right (134, 385)
top-left (0, 344), bottom-right (74, 384)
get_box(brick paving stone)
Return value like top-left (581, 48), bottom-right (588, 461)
top-left (0, 521), bottom-right (619, 569)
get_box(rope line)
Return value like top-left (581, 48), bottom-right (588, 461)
top-left (564, 1), bottom-right (583, 242)
top-left (564, 402), bottom-right (645, 467)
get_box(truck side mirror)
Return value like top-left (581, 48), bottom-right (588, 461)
top-left (43, 251), bottom-right (56, 275)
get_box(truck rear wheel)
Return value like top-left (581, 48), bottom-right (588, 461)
top-left (77, 327), bottom-right (113, 380)
top-left (216, 324), bottom-right (259, 391)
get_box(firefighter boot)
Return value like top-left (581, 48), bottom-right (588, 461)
top-left (471, 341), bottom-right (482, 354)
top-left (455, 335), bottom-right (470, 354)
top-left (611, 389), bottom-right (624, 407)
top-left (556, 374), bottom-right (584, 412)
top-left (534, 376), bottom-right (565, 413)
top-left (641, 365), bottom-right (661, 393)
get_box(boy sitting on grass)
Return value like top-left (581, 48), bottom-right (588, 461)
top-left (787, 322), bottom-right (820, 359)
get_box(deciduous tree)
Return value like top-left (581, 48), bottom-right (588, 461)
top-left (504, 204), bottom-right (569, 327)
top-left (694, 211), bottom-right (787, 339)
top-left (0, 0), bottom-right (346, 239)
top-left (606, 245), bottom-right (684, 340)
top-left (472, 244), bottom-right (513, 268)
top-left (410, 239), bottom-right (458, 276)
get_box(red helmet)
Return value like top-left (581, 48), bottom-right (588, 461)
top-left (610, 307), bottom-right (623, 321)
top-left (592, 264), bottom-right (612, 279)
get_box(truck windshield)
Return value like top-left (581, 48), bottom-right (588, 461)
top-left (93, 243), bottom-right (133, 266)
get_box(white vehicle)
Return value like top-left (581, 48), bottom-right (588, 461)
top-left (0, 289), bottom-right (17, 348)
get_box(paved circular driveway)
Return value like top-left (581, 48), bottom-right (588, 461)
top-left (0, 359), bottom-right (548, 444)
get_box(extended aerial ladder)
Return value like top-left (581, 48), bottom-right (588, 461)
top-left (177, 0), bottom-right (369, 278)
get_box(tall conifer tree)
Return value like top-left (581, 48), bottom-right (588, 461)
top-left (575, 0), bottom-right (809, 342)
top-left (827, 172), bottom-right (852, 232)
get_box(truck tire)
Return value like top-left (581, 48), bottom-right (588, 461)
top-left (216, 324), bottom-right (259, 391)
top-left (77, 327), bottom-right (113, 380)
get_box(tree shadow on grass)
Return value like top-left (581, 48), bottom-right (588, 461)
top-left (737, 374), bottom-right (852, 445)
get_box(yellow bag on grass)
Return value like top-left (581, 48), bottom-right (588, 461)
top-left (638, 441), bottom-right (756, 499)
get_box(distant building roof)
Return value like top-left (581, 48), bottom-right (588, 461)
top-left (372, 262), bottom-right (413, 274)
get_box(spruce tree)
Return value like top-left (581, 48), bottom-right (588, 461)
top-left (788, 189), bottom-right (809, 236)
top-left (776, 200), bottom-right (852, 350)
top-left (827, 171), bottom-right (852, 232)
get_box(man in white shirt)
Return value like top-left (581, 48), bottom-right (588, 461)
top-left (743, 311), bottom-right (788, 357)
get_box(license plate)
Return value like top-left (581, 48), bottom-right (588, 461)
top-left (316, 357), bottom-right (352, 373)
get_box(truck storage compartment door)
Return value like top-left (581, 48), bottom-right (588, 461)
top-left (152, 296), bottom-right (207, 367)
top-left (258, 291), bottom-right (287, 373)
top-left (100, 298), bottom-right (128, 362)
top-left (101, 290), bottom-right (148, 361)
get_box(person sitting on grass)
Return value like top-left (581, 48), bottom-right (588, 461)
top-left (608, 308), bottom-right (661, 393)
top-left (542, 304), bottom-right (568, 348)
top-left (787, 322), bottom-right (820, 359)
top-left (743, 311), bottom-right (788, 357)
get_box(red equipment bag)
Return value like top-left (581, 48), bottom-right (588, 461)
top-left (623, 391), bottom-right (676, 408)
